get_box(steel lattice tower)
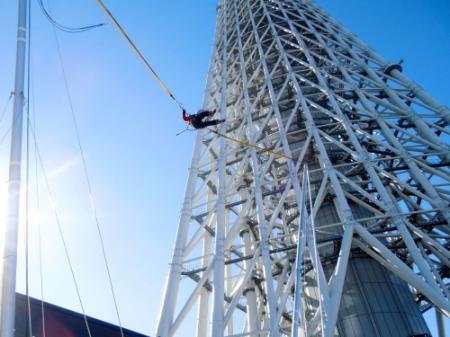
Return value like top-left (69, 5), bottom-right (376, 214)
top-left (157, 1), bottom-right (450, 336)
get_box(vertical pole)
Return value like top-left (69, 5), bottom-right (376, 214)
top-left (1, 0), bottom-right (28, 336)
top-left (211, 1), bottom-right (228, 333)
top-left (241, 225), bottom-right (258, 335)
top-left (196, 176), bottom-right (214, 337)
top-left (291, 170), bottom-right (308, 337)
top-left (224, 217), bottom-right (233, 336)
top-left (196, 234), bottom-right (211, 337)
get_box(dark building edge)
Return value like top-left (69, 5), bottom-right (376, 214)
top-left (15, 292), bottom-right (150, 337)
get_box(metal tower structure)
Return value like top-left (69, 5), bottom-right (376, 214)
top-left (157, 1), bottom-right (450, 336)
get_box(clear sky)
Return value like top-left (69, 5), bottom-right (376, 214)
top-left (0, 0), bottom-right (448, 336)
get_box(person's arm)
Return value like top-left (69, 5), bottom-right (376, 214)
top-left (182, 109), bottom-right (190, 122)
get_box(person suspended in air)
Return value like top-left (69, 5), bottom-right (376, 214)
top-left (182, 108), bottom-right (225, 129)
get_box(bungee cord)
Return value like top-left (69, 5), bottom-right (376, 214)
top-left (93, 0), bottom-right (184, 110)
top-left (93, 0), bottom-right (293, 160)
top-left (209, 129), bottom-right (293, 160)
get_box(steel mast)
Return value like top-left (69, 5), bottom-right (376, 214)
top-left (0, 0), bottom-right (28, 336)
top-left (157, 0), bottom-right (450, 336)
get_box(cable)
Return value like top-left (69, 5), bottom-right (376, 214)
top-left (50, 10), bottom-right (125, 337)
top-left (32, 5), bottom-right (93, 335)
top-left (35, 135), bottom-right (47, 337)
top-left (0, 108), bottom-right (23, 146)
top-left (209, 128), bottom-right (293, 160)
top-left (0, 92), bottom-right (13, 126)
top-left (32, 72), bottom-right (46, 337)
top-left (26, 7), bottom-right (46, 335)
top-left (94, 0), bottom-right (184, 110)
top-left (30, 60), bottom-right (46, 337)
top-left (25, 0), bottom-right (33, 335)
top-left (29, 123), bottom-right (93, 337)
top-left (37, 0), bottom-right (104, 33)
top-left (36, 175), bottom-right (46, 337)
top-left (175, 126), bottom-right (196, 136)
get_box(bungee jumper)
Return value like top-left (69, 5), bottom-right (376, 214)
top-left (182, 108), bottom-right (225, 129)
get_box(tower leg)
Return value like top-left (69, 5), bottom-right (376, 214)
top-left (435, 309), bottom-right (446, 337)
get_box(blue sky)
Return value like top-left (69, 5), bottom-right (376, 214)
top-left (0, 0), bottom-right (448, 336)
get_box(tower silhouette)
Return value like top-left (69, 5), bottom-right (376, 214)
top-left (157, 1), bottom-right (450, 336)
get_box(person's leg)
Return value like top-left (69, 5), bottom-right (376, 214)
top-left (201, 119), bottom-right (225, 127)
top-left (196, 110), bottom-right (211, 119)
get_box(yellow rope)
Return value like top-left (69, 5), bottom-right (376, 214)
top-left (95, 0), bottom-right (292, 161)
top-left (210, 129), bottom-right (293, 160)
top-left (94, 0), bottom-right (184, 109)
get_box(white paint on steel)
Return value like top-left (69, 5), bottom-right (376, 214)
top-left (157, 1), bottom-right (450, 336)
